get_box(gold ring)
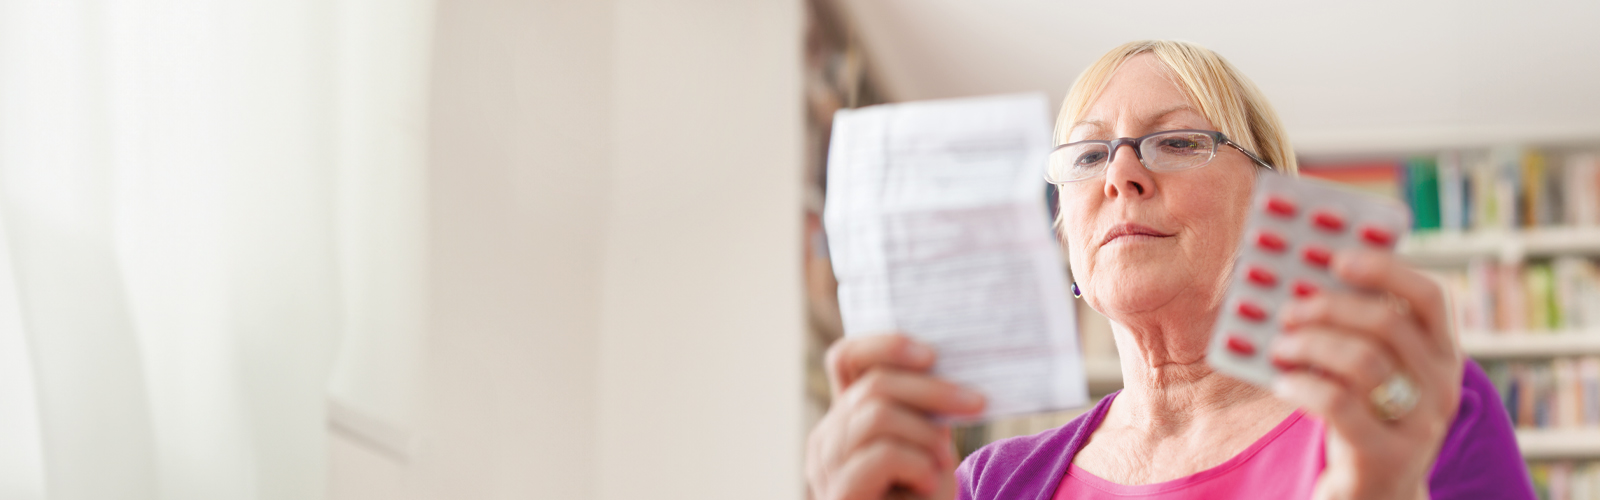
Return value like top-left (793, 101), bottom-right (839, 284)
top-left (1370, 372), bottom-right (1419, 420)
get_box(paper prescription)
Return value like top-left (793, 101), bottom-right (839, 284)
top-left (823, 93), bottom-right (1087, 419)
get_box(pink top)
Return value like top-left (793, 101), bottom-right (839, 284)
top-left (962, 362), bottom-right (1534, 499)
top-left (1053, 410), bottom-right (1326, 499)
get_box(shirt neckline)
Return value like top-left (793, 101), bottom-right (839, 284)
top-left (1062, 403), bottom-right (1309, 495)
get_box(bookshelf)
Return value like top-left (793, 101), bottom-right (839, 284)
top-left (1301, 148), bottom-right (1600, 488)
top-left (1460, 332), bottom-right (1600, 358)
top-left (1401, 227), bottom-right (1600, 265)
top-left (1516, 429), bottom-right (1600, 460)
top-left (801, 0), bottom-right (887, 426)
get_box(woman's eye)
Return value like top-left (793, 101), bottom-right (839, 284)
top-left (1075, 151), bottom-right (1107, 166)
top-left (1159, 138), bottom-right (1201, 150)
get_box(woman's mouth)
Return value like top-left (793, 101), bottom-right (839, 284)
top-left (1100, 223), bottom-right (1174, 246)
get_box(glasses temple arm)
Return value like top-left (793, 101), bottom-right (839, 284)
top-left (1224, 141), bottom-right (1276, 171)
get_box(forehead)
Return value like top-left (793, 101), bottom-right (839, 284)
top-left (1071, 54), bottom-right (1212, 139)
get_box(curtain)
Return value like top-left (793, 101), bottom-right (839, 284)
top-left (0, 1), bottom-right (432, 499)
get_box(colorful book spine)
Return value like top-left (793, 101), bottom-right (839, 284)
top-left (1440, 257), bottom-right (1600, 333)
top-left (1570, 155), bottom-right (1600, 227)
top-left (1303, 147), bottom-right (1600, 233)
top-left (1487, 357), bottom-right (1600, 430)
top-left (1439, 151), bottom-right (1466, 232)
top-left (1407, 156), bottom-right (1442, 231)
top-left (1493, 146), bottom-right (1525, 229)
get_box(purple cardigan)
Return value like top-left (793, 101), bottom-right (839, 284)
top-left (956, 359), bottom-right (1535, 499)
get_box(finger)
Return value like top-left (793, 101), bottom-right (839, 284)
top-left (1273, 369), bottom-right (1385, 444)
top-left (845, 400), bottom-right (953, 469)
top-left (826, 333), bottom-right (937, 395)
top-left (811, 409), bottom-right (852, 486)
top-left (1270, 326), bottom-right (1396, 392)
top-left (806, 419), bottom-right (829, 487)
top-left (839, 368), bottom-right (987, 417)
top-left (1330, 248), bottom-right (1452, 353)
top-left (830, 440), bottom-right (942, 500)
top-left (1279, 292), bottom-right (1464, 430)
top-left (1280, 291), bottom-right (1435, 370)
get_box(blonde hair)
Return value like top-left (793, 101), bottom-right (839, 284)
top-left (1056, 40), bottom-right (1297, 174)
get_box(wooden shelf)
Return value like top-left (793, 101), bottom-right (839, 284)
top-left (1460, 333), bottom-right (1600, 358)
top-left (1400, 227), bottom-right (1600, 264)
top-left (1517, 428), bottom-right (1600, 460)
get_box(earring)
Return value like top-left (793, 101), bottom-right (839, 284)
top-left (1071, 282), bottom-right (1081, 298)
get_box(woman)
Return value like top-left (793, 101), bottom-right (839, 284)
top-left (805, 40), bottom-right (1533, 499)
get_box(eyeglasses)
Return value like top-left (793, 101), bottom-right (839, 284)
top-left (1045, 129), bottom-right (1275, 184)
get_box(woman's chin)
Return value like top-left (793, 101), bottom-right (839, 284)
top-left (1090, 284), bottom-right (1183, 317)
top-left (1086, 264), bottom-right (1202, 314)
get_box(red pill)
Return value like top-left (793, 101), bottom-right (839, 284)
top-left (1311, 210), bottom-right (1345, 232)
top-left (1246, 266), bottom-right (1277, 287)
top-left (1292, 280), bottom-right (1319, 298)
top-left (1302, 246), bottom-right (1332, 268)
top-left (1237, 301), bottom-right (1268, 322)
top-left (1225, 334), bottom-right (1256, 356)
top-left (1265, 196), bottom-right (1297, 217)
top-left (1360, 226), bottom-right (1395, 247)
top-left (1255, 231), bottom-right (1287, 253)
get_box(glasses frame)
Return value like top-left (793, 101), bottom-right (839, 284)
top-left (1045, 129), bottom-right (1275, 185)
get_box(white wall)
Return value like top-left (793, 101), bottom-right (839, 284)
top-left (330, 0), bottom-right (612, 498)
top-left (599, 1), bottom-right (803, 498)
top-left (329, 1), bottom-right (804, 499)
top-left (836, 0), bottom-right (1600, 155)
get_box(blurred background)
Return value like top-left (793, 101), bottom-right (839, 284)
top-left (0, 1), bottom-right (1596, 500)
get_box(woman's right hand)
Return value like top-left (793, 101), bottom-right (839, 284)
top-left (805, 333), bottom-right (988, 500)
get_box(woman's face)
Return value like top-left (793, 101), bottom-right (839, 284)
top-left (1060, 53), bottom-right (1257, 321)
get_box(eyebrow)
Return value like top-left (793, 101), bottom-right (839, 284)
top-left (1070, 104), bottom-right (1201, 136)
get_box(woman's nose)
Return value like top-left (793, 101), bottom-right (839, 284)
top-left (1103, 143), bottom-right (1154, 199)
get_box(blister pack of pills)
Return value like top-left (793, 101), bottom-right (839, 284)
top-left (1206, 172), bottom-right (1412, 387)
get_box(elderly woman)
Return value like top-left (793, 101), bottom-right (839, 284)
top-left (805, 40), bottom-right (1533, 500)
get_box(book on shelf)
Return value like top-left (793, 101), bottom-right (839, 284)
top-left (1483, 357), bottom-right (1600, 430)
top-left (1405, 156), bottom-right (1442, 230)
top-left (1302, 148), bottom-right (1600, 235)
top-left (1526, 460), bottom-right (1600, 500)
top-left (1432, 257), bottom-right (1600, 333)
top-left (1299, 160), bottom-right (1403, 200)
top-left (1438, 151), bottom-right (1465, 231)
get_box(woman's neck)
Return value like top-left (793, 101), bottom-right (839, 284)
top-left (1070, 319), bottom-right (1296, 485)
top-left (1104, 318), bottom-right (1288, 438)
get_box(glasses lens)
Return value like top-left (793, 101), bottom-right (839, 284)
top-left (1142, 131), bottom-right (1217, 171)
top-left (1048, 143), bottom-right (1110, 183)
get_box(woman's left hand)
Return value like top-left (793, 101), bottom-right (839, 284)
top-left (1269, 248), bottom-right (1463, 500)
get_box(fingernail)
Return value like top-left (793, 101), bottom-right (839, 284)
top-left (1272, 332), bottom-right (1302, 351)
top-left (1271, 377), bottom-right (1294, 398)
top-left (1268, 337), bottom-right (1290, 357)
top-left (1279, 302), bottom-right (1304, 326)
top-left (1339, 249), bottom-right (1379, 275)
top-left (1270, 355), bottom-right (1295, 372)
top-left (902, 341), bottom-right (935, 365)
top-left (954, 388), bottom-right (986, 409)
